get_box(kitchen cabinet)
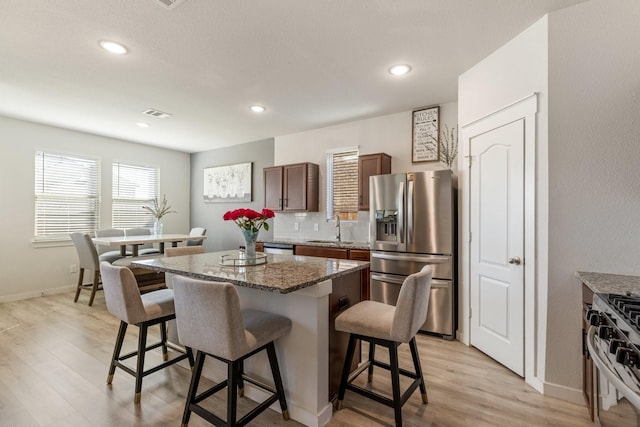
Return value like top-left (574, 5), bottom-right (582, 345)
top-left (264, 162), bottom-right (319, 212)
top-left (358, 153), bottom-right (391, 211)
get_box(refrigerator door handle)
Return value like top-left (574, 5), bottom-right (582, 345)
top-left (407, 176), bottom-right (414, 244)
top-left (371, 252), bottom-right (449, 264)
top-left (397, 181), bottom-right (404, 244)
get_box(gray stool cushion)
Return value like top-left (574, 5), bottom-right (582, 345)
top-left (336, 266), bottom-right (433, 343)
top-left (100, 261), bottom-right (176, 325)
top-left (173, 276), bottom-right (292, 361)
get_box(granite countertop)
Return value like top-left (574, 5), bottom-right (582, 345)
top-left (132, 250), bottom-right (369, 294)
top-left (261, 238), bottom-right (371, 250)
top-left (576, 271), bottom-right (640, 296)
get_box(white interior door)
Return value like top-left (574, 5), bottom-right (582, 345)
top-left (469, 118), bottom-right (524, 376)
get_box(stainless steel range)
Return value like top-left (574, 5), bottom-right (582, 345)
top-left (587, 293), bottom-right (640, 425)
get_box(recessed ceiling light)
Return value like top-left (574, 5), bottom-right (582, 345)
top-left (250, 105), bottom-right (266, 113)
top-left (136, 122), bottom-right (149, 128)
top-left (388, 64), bottom-right (411, 76)
top-left (99, 40), bottom-right (128, 55)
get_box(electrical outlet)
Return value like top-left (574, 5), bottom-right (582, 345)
top-left (294, 222), bottom-right (299, 231)
top-left (70, 264), bottom-right (77, 273)
top-left (314, 223), bottom-right (319, 232)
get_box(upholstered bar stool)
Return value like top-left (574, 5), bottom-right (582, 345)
top-left (125, 227), bottom-right (161, 255)
top-left (99, 261), bottom-right (194, 403)
top-left (95, 228), bottom-right (130, 263)
top-left (186, 227), bottom-right (207, 246)
top-left (335, 265), bottom-right (433, 427)
top-left (70, 232), bottom-right (103, 306)
top-left (172, 275), bottom-right (291, 427)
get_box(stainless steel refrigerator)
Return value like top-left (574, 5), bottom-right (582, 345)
top-left (369, 170), bottom-right (456, 339)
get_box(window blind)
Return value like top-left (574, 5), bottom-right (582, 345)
top-left (34, 151), bottom-right (100, 240)
top-left (326, 149), bottom-right (359, 220)
top-left (112, 163), bottom-right (158, 229)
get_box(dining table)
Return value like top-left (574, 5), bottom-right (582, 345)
top-left (92, 233), bottom-right (206, 257)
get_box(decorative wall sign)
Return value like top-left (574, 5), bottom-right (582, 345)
top-left (203, 162), bottom-right (252, 203)
top-left (412, 106), bottom-right (440, 163)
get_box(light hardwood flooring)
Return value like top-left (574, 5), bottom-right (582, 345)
top-left (0, 292), bottom-right (592, 426)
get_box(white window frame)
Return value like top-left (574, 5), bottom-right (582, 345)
top-left (326, 147), bottom-right (359, 221)
top-left (34, 150), bottom-right (101, 241)
top-left (112, 162), bottom-right (159, 229)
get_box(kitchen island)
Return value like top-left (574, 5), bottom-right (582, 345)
top-left (132, 250), bottom-right (369, 427)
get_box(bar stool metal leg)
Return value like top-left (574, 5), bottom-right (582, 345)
top-left (266, 342), bottom-right (290, 420)
top-left (134, 324), bottom-right (148, 404)
top-left (107, 321), bottom-right (127, 384)
top-left (367, 342), bottom-right (376, 382)
top-left (182, 350), bottom-right (206, 427)
top-left (336, 334), bottom-right (358, 410)
top-left (160, 321), bottom-right (169, 361)
top-left (409, 337), bottom-right (428, 403)
top-left (388, 342), bottom-right (403, 427)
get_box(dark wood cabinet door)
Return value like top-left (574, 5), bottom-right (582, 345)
top-left (358, 153), bottom-right (391, 211)
top-left (294, 245), bottom-right (348, 259)
top-left (264, 166), bottom-right (283, 210)
top-left (283, 163), bottom-right (307, 211)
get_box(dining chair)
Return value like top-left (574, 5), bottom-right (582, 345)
top-left (186, 227), bottom-right (206, 246)
top-left (125, 227), bottom-right (161, 255)
top-left (99, 261), bottom-right (194, 404)
top-left (173, 275), bottom-right (291, 426)
top-left (70, 232), bottom-right (103, 306)
top-left (95, 228), bottom-right (131, 263)
top-left (335, 265), bottom-right (433, 427)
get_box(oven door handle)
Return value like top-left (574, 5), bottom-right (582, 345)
top-left (587, 326), bottom-right (640, 409)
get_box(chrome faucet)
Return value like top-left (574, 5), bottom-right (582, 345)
top-left (335, 214), bottom-right (341, 242)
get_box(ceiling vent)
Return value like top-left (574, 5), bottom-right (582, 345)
top-left (153, 0), bottom-right (188, 9)
top-left (142, 108), bottom-right (172, 119)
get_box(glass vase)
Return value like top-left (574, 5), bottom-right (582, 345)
top-left (242, 229), bottom-right (259, 260)
top-left (153, 219), bottom-right (163, 236)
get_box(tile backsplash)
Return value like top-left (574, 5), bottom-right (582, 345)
top-left (273, 212), bottom-right (370, 242)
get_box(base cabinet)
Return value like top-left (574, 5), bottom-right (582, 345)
top-left (581, 283), bottom-right (595, 421)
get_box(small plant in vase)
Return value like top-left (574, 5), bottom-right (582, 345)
top-left (438, 124), bottom-right (459, 169)
top-left (142, 194), bottom-right (176, 235)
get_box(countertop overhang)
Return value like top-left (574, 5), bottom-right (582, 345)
top-left (576, 271), bottom-right (640, 296)
top-left (132, 250), bottom-right (369, 294)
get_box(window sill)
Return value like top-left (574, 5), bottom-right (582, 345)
top-left (32, 239), bottom-right (73, 249)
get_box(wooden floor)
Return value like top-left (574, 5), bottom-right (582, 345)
top-left (0, 292), bottom-right (592, 427)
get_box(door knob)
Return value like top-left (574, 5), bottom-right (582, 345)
top-left (508, 256), bottom-right (522, 265)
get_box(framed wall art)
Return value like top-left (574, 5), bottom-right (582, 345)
top-left (412, 106), bottom-right (439, 163)
top-left (203, 162), bottom-right (252, 203)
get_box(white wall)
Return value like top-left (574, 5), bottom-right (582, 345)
top-left (0, 116), bottom-right (190, 302)
top-left (458, 15), bottom-right (551, 394)
top-left (546, 0), bottom-right (640, 392)
top-left (273, 103), bottom-right (458, 240)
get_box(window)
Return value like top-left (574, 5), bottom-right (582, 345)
top-left (112, 162), bottom-right (158, 229)
top-left (326, 148), bottom-right (359, 220)
top-left (34, 150), bottom-right (100, 240)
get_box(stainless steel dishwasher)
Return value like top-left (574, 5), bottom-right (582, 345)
top-left (262, 242), bottom-right (294, 255)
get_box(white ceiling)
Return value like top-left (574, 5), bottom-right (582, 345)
top-left (0, 0), bottom-right (586, 153)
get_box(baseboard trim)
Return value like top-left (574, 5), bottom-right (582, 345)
top-left (543, 381), bottom-right (585, 406)
top-left (0, 285), bottom-right (75, 304)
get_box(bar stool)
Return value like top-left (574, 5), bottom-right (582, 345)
top-left (70, 232), bottom-right (103, 306)
top-left (172, 275), bottom-right (291, 427)
top-left (99, 261), bottom-right (194, 403)
top-left (335, 266), bottom-right (433, 427)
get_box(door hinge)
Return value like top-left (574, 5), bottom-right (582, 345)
top-left (469, 307), bottom-right (472, 318)
top-left (465, 155), bottom-right (472, 168)
top-left (468, 231), bottom-right (472, 243)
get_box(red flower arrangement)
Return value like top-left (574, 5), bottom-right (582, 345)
top-left (223, 208), bottom-right (275, 232)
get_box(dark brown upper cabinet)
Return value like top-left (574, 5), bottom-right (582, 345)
top-left (264, 162), bottom-right (319, 212)
top-left (358, 153), bottom-right (391, 211)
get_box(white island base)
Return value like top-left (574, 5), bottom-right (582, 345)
top-left (201, 279), bottom-right (333, 427)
